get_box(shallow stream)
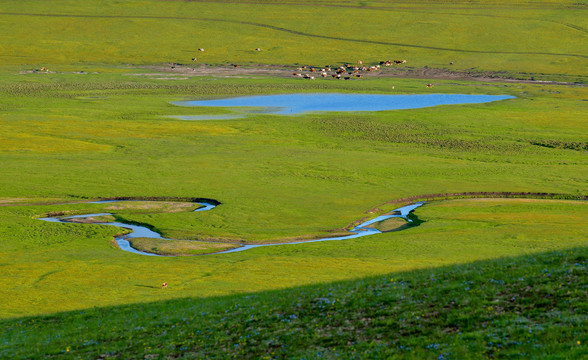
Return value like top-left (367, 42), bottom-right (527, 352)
top-left (38, 201), bottom-right (424, 256)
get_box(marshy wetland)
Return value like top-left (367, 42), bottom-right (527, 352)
top-left (0, 0), bottom-right (586, 358)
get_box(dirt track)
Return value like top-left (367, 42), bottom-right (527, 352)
top-left (147, 63), bottom-right (584, 86)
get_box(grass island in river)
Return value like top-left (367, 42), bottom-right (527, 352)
top-left (38, 200), bottom-right (425, 256)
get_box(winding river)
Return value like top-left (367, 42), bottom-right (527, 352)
top-left (38, 201), bottom-right (424, 256)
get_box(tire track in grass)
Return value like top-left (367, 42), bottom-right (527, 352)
top-left (1, 12), bottom-right (586, 58)
top-left (225, 19), bottom-right (588, 58)
top-left (167, 0), bottom-right (588, 34)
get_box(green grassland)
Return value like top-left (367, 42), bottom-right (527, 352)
top-left (0, 0), bottom-right (586, 81)
top-left (1, 243), bottom-right (586, 359)
top-left (1, 198), bottom-right (586, 320)
top-left (0, 0), bottom-right (586, 358)
top-left (0, 74), bottom-right (585, 242)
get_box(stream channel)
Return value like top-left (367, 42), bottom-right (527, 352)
top-left (38, 201), bottom-right (424, 256)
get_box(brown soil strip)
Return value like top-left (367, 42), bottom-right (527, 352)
top-left (96, 196), bottom-right (220, 205)
top-left (148, 64), bottom-right (585, 86)
top-left (349, 191), bottom-right (588, 228)
top-left (62, 216), bottom-right (115, 224)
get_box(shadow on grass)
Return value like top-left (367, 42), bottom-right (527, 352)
top-left (134, 284), bottom-right (158, 289)
top-left (1, 246), bottom-right (586, 359)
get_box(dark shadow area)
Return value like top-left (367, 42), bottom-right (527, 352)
top-left (134, 284), bottom-right (158, 289)
top-left (97, 196), bottom-right (221, 206)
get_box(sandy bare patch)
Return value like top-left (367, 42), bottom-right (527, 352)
top-left (444, 198), bottom-right (588, 205)
top-left (105, 201), bottom-right (197, 212)
top-left (63, 215), bottom-right (116, 224)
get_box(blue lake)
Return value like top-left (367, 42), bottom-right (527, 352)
top-left (172, 93), bottom-right (514, 119)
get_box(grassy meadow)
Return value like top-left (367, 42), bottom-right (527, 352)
top-left (1, 74), bottom-right (586, 243)
top-left (0, 0), bottom-right (586, 81)
top-left (0, 0), bottom-right (587, 358)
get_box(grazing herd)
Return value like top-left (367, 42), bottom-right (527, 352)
top-left (288, 59), bottom-right (422, 86)
top-left (183, 49), bottom-right (436, 87)
top-left (380, 59), bottom-right (406, 66)
top-left (291, 61), bottom-right (389, 81)
top-left (292, 64), bottom-right (380, 80)
top-left (288, 59), bottom-right (436, 87)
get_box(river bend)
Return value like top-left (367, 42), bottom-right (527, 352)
top-left (39, 201), bottom-right (424, 256)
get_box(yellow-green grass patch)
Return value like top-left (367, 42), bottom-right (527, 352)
top-left (0, 133), bottom-right (111, 153)
top-left (127, 237), bottom-right (239, 256)
top-left (367, 217), bottom-right (409, 232)
top-left (104, 201), bottom-right (200, 213)
top-left (63, 215), bottom-right (116, 224)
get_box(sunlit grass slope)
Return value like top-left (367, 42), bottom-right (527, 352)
top-left (0, 0), bottom-right (586, 80)
top-left (1, 246), bottom-right (585, 359)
